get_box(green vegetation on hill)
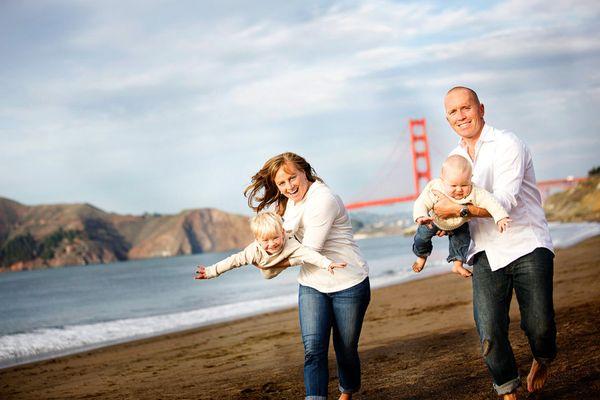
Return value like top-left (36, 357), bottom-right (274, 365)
top-left (0, 233), bottom-right (38, 266)
top-left (0, 229), bottom-right (82, 267)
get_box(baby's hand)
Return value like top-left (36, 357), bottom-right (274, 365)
top-left (497, 218), bottom-right (511, 233)
top-left (327, 262), bottom-right (347, 274)
top-left (195, 265), bottom-right (209, 280)
top-left (416, 216), bottom-right (434, 229)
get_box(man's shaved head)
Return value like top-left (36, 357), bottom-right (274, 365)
top-left (446, 86), bottom-right (481, 105)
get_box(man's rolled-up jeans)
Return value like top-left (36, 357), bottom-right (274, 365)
top-left (472, 248), bottom-right (556, 395)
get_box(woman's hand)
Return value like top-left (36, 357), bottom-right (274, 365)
top-left (327, 262), bottom-right (347, 274)
top-left (195, 265), bottom-right (208, 279)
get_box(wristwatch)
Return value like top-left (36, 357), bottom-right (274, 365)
top-left (459, 206), bottom-right (469, 218)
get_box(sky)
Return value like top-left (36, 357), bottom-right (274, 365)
top-left (1, 0), bottom-right (599, 216)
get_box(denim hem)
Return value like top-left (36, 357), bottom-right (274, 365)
top-left (446, 256), bottom-right (466, 263)
top-left (305, 396), bottom-right (327, 400)
top-left (414, 252), bottom-right (431, 258)
top-left (339, 384), bottom-right (360, 394)
top-left (535, 356), bottom-right (555, 366)
top-left (493, 375), bottom-right (520, 395)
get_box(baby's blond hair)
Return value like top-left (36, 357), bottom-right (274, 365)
top-left (250, 211), bottom-right (284, 239)
top-left (441, 154), bottom-right (472, 178)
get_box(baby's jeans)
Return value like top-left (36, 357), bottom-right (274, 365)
top-left (412, 222), bottom-right (470, 263)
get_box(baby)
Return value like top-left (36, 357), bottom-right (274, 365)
top-left (195, 211), bottom-right (346, 280)
top-left (412, 154), bottom-right (510, 277)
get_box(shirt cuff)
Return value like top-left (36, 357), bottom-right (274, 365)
top-left (204, 266), bottom-right (219, 278)
top-left (289, 258), bottom-right (304, 267)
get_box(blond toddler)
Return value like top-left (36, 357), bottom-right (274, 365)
top-left (195, 211), bottom-right (346, 280)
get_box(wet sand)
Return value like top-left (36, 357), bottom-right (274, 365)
top-left (1, 236), bottom-right (599, 399)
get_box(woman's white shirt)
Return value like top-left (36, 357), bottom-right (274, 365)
top-left (282, 181), bottom-right (369, 293)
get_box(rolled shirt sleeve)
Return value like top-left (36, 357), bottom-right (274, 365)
top-left (289, 246), bottom-right (333, 270)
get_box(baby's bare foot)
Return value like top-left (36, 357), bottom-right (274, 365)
top-left (451, 262), bottom-right (472, 278)
top-left (412, 257), bottom-right (427, 273)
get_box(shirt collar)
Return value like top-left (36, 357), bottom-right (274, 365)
top-left (458, 123), bottom-right (494, 148)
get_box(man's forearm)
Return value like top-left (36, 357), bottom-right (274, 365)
top-left (467, 204), bottom-right (492, 218)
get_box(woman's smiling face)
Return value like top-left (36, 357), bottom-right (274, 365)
top-left (274, 162), bottom-right (312, 203)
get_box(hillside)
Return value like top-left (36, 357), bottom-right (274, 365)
top-left (0, 198), bottom-right (253, 272)
top-left (544, 176), bottom-right (600, 222)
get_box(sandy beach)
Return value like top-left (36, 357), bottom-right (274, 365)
top-left (1, 236), bottom-right (599, 399)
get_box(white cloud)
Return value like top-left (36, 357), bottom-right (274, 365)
top-left (1, 0), bottom-right (599, 214)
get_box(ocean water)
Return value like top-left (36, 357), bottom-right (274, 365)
top-left (0, 222), bottom-right (598, 368)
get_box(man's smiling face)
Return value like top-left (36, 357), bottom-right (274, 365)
top-left (444, 88), bottom-right (485, 142)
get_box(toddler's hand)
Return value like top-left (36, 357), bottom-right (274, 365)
top-left (327, 262), bottom-right (347, 274)
top-left (195, 265), bottom-right (209, 279)
top-left (497, 217), bottom-right (511, 233)
top-left (416, 216), bottom-right (434, 229)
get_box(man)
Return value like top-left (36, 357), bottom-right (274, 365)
top-left (433, 87), bottom-right (556, 400)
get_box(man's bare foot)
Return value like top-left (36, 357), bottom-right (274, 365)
top-left (501, 392), bottom-right (517, 400)
top-left (451, 262), bottom-right (472, 278)
top-left (412, 257), bottom-right (426, 273)
top-left (527, 359), bottom-right (549, 392)
top-left (339, 393), bottom-right (351, 400)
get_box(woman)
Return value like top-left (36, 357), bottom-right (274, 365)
top-left (245, 152), bottom-right (370, 400)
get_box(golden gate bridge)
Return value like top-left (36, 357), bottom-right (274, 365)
top-left (345, 119), bottom-right (585, 210)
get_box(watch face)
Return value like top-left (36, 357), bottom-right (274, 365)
top-left (460, 207), bottom-right (468, 217)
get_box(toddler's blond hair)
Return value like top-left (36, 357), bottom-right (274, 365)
top-left (250, 211), bottom-right (284, 239)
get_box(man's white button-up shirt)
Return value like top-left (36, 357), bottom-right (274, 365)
top-left (450, 124), bottom-right (553, 271)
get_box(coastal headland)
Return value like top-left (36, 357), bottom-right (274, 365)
top-left (1, 236), bottom-right (598, 399)
top-left (0, 197), bottom-right (253, 272)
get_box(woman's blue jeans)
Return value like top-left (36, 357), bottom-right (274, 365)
top-left (299, 277), bottom-right (370, 400)
top-left (472, 248), bottom-right (556, 395)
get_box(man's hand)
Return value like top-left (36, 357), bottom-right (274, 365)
top-left (195, 265), bottom-right (208, 279)
top-left (497, 217), bottom-right (512, 233)
top-left (431, 190), bottom-right (461, 219)
top-left (327, 262), bottom-right (347, 274)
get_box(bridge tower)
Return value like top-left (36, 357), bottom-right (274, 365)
top-left (409, 119), bottom-right (432, 195)
top-left (345, 118), bottom-right (432, 210)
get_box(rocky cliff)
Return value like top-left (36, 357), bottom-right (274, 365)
top-left (0, 197), bottom-right (253, 272)
top-left (544, 176), bottom-right (600, 222)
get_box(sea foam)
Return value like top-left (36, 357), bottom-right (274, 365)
top-left (0, 294), bottom-right (296, 368)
